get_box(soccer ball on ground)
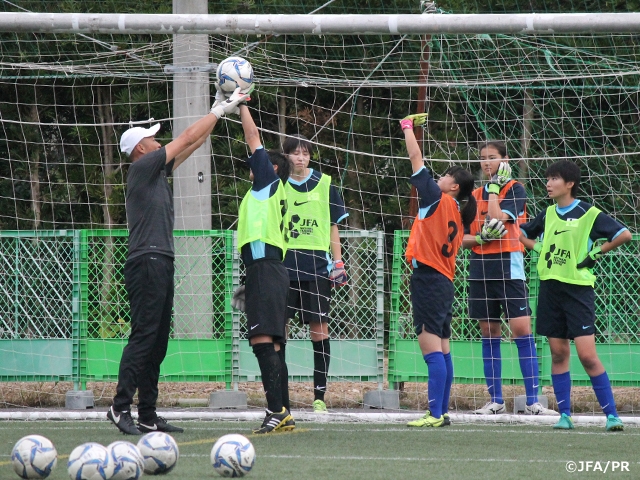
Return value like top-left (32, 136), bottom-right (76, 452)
top-left (67, 443), bottom-right (114, 480)
top-left (211, 434), bottom-right (256, 477)
top-left (137, 432), bottom-right (179, 475)
top-left (11, 435), bottom-right (58, 479)
top-left (216, 56), bottom-right (254, 94)
top-left (107, 441), bottom-right (144, 480)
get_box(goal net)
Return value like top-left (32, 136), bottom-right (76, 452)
top-left (1, 3), bottom-right (639, 419)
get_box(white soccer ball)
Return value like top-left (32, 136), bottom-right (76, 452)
top-left (11, 435), bottom-right (58, 479)
top-left (107, 441), bottom-right (144, 480)
top-left (137, 432), bottom-right (179, 475)
top-left (67, 443), bottom-right (114, 480)
top-left (210, 434), bottom-right (255, 477)
top-left (216, 56), bottom-right (254, 94)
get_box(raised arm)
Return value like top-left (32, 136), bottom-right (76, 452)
top-left (239, 104), bottom-right (262, 153)
top-left (400, 114), bottom-right (427, 174)
top-left (166, 87), bottom-right (248, 169)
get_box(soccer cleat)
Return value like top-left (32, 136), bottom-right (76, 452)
top-left (406, 412), bottom-right (445, 428)
top-left (313, 399), bottom-right (328, 414)
top-left (443, 413), bottom-right (451, 426)
top-left (107, 406), bottom-right (142, 435)
top-left (605, 415), bottom-right (624, 432)
top-left (137, 415), bottom-right (184, 433)
top-left (553, 413), bottom-right (575, 430)
top-left (252, 408), bottom-right (293, 434)
top-left (473, 401), bottom-right (506, 415)
top-left (524, 402), bottom-right (559, 416)
top-left (281, 416), bottom-right (296, 432)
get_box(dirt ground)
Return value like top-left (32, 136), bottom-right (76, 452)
top-left (1, 381), bottom-right (639, 414)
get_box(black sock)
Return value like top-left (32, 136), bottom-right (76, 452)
top-left (312, 339), bottom-right (331, 401)
top-left (252, 343), bottom-right (283, 413)
top-left (278, 344), bottom-right (290, 411)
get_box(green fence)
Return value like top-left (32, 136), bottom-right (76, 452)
top-left (0, 229), bottom-right (235, 388)
top-left (388, 231), bottom-right (640, 389)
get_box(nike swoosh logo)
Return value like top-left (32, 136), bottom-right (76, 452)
top-left (293, 200), bottom-right (310, 206)
top-left (582, 325), bottom-right (590, 330)
top-left (520, 306), bottom-right (527, 310)
top-left (138, 422), bottom-right (157, 430)
top-left (112, 410), bottom-right (121, 423)
top-left (554, 230), bottom-right (570, 235)
top-left (250, 325), bottom-right (259, 330)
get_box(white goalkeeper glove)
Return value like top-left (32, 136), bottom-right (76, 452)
top-left (476, 217), bottom-right (507, 245)
top-left (210, 87), bottom-right (250, 119)
top-left (231, 285), bottom-right (245, 312)
top-left (487, 161), bottom-right (512, 195)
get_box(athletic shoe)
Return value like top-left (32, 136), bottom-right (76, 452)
top-left (473, 401), bottom-right (506, 415)
top-left (553, 413), bottom-right (575, 430)
top-left (253, 408), bottom-right (293, 434)
top-left (407, 410), bottom-right (451, 427)
top-left (107, 406), bottom-right (142, 435)
top-left (137, 416), bottom-right (184, 433)
top-left (406, 412), bottom-right (445, 428)
top-left (605, 415), bottom-right (624, 432)
top-left (524, 402), bottom-right (559, 416)
top-left (313, 399), bottom-right (328, 414)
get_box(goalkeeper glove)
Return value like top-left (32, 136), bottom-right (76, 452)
top-left (487, 161), bottom-right (512, 195)
top-left (475, 217), bottom-right (507, 245)
top-left (400, 113), bottom-right (428, 131)
top-left (211, 87), bottom-right (251, 118)
top-left (231, 285), bottom-right (245, 312)
top-left (576, 246), bottom-right (603, 269)
top-left (329, 260), bottom-right (347, 287)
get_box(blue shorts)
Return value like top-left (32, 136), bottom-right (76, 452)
top-left (536, 280), bottom-right (596, 339)
top-left (410, 266), bottom-right (453, 339)
top-left (468, 279), bottom-right (531, 321)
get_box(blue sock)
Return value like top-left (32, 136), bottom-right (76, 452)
top-left (482, 338), bottom-right (503, 404)
top-left (514, 334), bottom-right (539, 406)
top-left (442, 352), bottom-right (454, 415)
top-left (551, 371), bottom-right (572, 416)
top-left (590, 371), bottom-right (618, 417)
top-left (424, 352), bottom-right (446, 419)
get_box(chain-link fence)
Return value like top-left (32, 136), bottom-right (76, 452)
top-left (0, 231), bottom-right (75, 340)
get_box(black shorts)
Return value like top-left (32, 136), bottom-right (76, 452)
top-left (245, 259), bottom-right (289, 342)
top-left (287, 278), bottom-right (332, 324)
top-left (468, 279), bottom-right (531, 321)
top-left (536, 279), bottom-right (596, 339)
top-left (410, 267), bottom-right (453, 339)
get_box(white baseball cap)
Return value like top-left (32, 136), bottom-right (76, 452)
top-left (120, 123), bottom-right (161, 155)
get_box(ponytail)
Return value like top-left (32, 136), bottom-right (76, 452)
top-left (267, 150), bottom-right (291, 183)
top-left (443, 166), bottom-right (477, 229)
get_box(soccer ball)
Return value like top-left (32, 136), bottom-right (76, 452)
top-left (137, 432), bottom-right (179, 475)
top-left (107, 441), bottom-right (144, 480)
top-left (216, 56), bottom-right (254, 94)
top-left (67, 443), bottom-right (114, 480)
top-left (210, 434), bottom-right (256, 477)
top-left (11, 435), bottom-right (58, 479)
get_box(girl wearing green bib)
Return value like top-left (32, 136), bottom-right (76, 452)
top-left (520, 160), bottom-right (631, 431)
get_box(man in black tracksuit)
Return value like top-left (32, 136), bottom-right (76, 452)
top-left (107, 88), bottom-right (248, 435)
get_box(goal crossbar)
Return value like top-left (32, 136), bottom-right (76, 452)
top-left (2, 12), bottom-right (640, 35)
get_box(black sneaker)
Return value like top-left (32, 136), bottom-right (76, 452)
top-left (137, 416), bottom-right (184, 433)
top-left (107, 406), bottom-right (142, 435)
top-left (252, 408), bottom-right (293, 434)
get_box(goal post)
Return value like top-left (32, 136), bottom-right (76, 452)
top-left (1, 5), bottom-right (640, 416)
